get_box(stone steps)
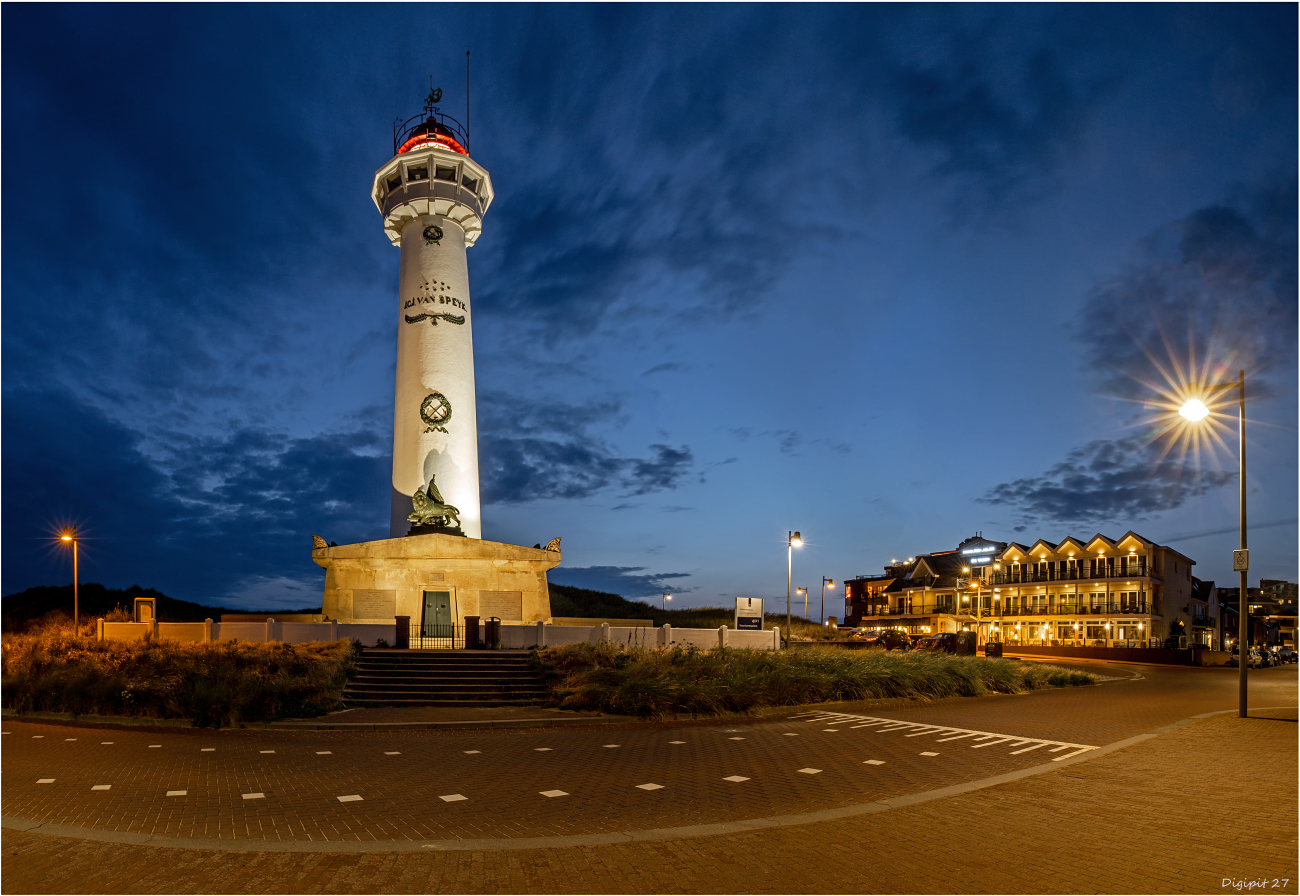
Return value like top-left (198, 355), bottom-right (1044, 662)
top-left (344, 650), bottom-right (550, 707)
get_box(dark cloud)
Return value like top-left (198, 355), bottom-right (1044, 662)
top-left (1, 386), bottom-right (389, 605)
top-left (889, 47), bottom-right (1108, 207)
top-left (478, 392), bottom-right (692, 505)
top-left (1079, 183), bottom-right (1298, 400)
top-left (978, 436), bottom-right (1234, 525)
top-left (547, 565), bottom-right (693, 600)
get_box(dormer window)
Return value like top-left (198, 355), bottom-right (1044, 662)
top-left (407, 165), bottom-right (429, 182)
top-left (435, 165), bottom-right (457, 182)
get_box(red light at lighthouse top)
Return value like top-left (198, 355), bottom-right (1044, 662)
top-left (393, 86), bottom-right (469, 156)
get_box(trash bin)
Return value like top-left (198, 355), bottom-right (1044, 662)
top-left (484, 616), bottom-right (501, 650)
top-left (983, 641), bottom-right (1003, 658)
top-left (955, 630), bottom-right (978, 656)
top-left (464, 615), bottom-right (481, 650)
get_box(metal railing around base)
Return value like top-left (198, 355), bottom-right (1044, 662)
top-left (406, 624), bottom-right (465, 650)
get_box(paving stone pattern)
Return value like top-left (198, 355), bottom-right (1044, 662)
top-left (2, 711), bottom-right (1295, 894)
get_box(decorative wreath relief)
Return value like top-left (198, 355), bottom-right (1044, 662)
top-left (422, 224), bottom-right (444, 245)
top-left (421, 391), bottom-right (452, 433)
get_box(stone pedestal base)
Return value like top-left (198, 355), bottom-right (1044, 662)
top-left (312, 534), bottom-right (560, 625)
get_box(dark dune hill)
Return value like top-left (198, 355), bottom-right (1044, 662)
top-left (1, 583), bottom-right (319, 632)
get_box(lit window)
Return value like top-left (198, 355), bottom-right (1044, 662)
top-left (435, 165), bottom-right (457, 182)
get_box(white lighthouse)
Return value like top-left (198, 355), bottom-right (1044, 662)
top-left (371, 91), bottom-right (493, 539)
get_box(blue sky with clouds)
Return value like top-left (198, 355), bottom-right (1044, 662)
top-left (4, 4), bottom-right (1296, 612)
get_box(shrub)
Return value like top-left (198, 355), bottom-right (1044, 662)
top-left (533, 643), bottom-right (1095, 718)
top-left (1, 630), bottom-right (359, 727)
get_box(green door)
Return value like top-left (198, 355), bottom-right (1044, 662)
top-left (422, 591), bottom-right (452, 639)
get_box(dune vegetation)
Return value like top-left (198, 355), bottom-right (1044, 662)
top-left (2, 619), bottom-right (357, 727)
top-left (535, 641), bottom-right (1095, 718)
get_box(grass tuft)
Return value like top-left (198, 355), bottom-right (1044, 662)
top-left (534, 643), bottom-right (1095, 718)
top-left (2, 627), bottom-right (358, 727)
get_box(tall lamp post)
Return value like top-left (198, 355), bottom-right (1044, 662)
top-left (821, 577), bottom-right (835, 626)
top-left (797, 587), bottom-right (809, 620)
top-left (786, 531), bottom-right (802, 647)
top-left (1179, 369), bottom-right (1248, 718)
top-left (60, 526), bottom-right (79, 632)
top-left (662, 592), bottom-right (673, 612)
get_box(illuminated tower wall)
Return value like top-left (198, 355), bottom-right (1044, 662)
top-left (371, 113), bottom-right (493, 539)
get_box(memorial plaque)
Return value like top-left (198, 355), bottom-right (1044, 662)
top-left (480, 590), bottom-right (523, 621)
top-left (353, 589), bottom-right (397, 619)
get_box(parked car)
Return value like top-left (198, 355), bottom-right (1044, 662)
top-left (916, 632), bottom-right (959, 654)
top-left (859, 629), bottom-right (913, 651)
top-left (1276, 647), bottom-right (1297, 664)
top-left (1227, 647), bottom-right (1266, 668)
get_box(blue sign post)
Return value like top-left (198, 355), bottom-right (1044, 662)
top-left (735, 597), bottom-right (764, 631)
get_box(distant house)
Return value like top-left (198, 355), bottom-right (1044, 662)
top-left (845, 531), bottom-right (1194, 647)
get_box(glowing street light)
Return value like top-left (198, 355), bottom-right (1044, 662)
top-left (662, 592), bottom-right (673, 611)
top-left (797, 586), bottom-right (809, 620)
top-left (786, 531), bottom-right (802, 646)
top-left (821, 577), bottom-right (835, 626)
top-left (1179, 370), bottom-right (1250, 717)
top-left (60, 526), bottom-right (80, 631)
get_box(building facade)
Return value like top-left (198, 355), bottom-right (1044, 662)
top-left (845, 532), bottom-right (1195, 647)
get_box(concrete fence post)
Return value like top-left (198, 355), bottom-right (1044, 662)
top-left (601, 622), bottom-right (611, 644)
top-left (719, 625), bottom-right (728, 649)
top-left (662, 623), bottom-right (672, 647)
top-left (537, 620), bottom-right (546, 649)
top-left (330, 619), bottom-right (338, 642)
top-left (265, 619), bottom-right (275, 643)
top-left (203, 618), bottom-right (213, 643)
top-left (97, 618), bottom-right (105, 642)
top-left (773, 626), bottom-right (781, 650)
top-left (150, 616), bottom-right (159, 641)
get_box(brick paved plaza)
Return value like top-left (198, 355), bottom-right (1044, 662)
top-left (3, 662), bottom-right (1295, 893)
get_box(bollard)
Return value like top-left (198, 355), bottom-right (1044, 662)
top-left (265, 618), bottom-right (276, 644)
top-left (773, 625), bottom-right (781, 650)
top-left (464, 615), bottom-right (481, 650)
top-left (203, 618), bottom-right (213, 643)
top-left (601, 622), bottom-right (611, 643)
top-left (395, 616), bottom-right (410, 649)
top-left (97, 618), bottom-right (105, 642)
top-left (662, 623), bottom-right (672, 647)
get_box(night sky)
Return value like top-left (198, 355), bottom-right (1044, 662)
top-left (4, 5), bottom-right (1296, 613)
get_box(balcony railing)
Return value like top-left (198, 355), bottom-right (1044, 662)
top-left (977, 601), bottom-right (1152, 617)
top-left (987, 566), bottom-right (1155, 585)
top-left (856, 604), bottom-right (960, 618)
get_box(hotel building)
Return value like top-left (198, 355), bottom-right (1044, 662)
top-left (845, 532), bottom-right (1195, 648)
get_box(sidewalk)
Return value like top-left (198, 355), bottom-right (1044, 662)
top-left (269, 705), bottom-right (628, 730)
top-left (3, 707), bottom-right (1294, 893)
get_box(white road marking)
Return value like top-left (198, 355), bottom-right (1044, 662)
top-left (148, 745), bottom-right (161, 748)
top-left (464, 750), bottom-right (481, 754)
top-left (728, 737), bottom-right (745, 741)
top-left (260, 750), bottom-right (276, 754)
top-left (316, 751), bottom-right (332, 755)
top-left (603, 744), bottom-right (620, 748)
top-left (782, 733), bottom-right (799, 737)
top-left (32, 736), bottom-right (44, 739)
top-left (794, 711), bottom-right (1098, 760)
top-left (534, 747), bottom-right (552, 752)
top-left (540, 790), bottom-right (568, 798)
top-left (100, 742), bottom-right (113, 745)
top-left (37, 779), bottom-right (54, 783)
top-left (65, 738), bottom-right (77, 742)
top-left (669, 741), bottom-right (686, 744)
top-left (723, 776), bottom-right (750, 782)
top-left (384, 751), bottom-right (400, 755)
top-left (636, 783), bottom-right (664, 790)
top-left (439, 794), bottom-right (468, 802)
top-left (823, 729), bottom-right (839, 732)
top-left (864, 760), bottom-right (885, 766)
top-left (920, 752), bottom-right (939, 757)
top-left (797, 768), bottom-right (822, 775)
top-left (1010, 743), bottom-right (1048, 755)
top-left (166, 790), bottom-right (186, 796)
top-left (337, 795), bottom-right (363, 803)
top-left (242, 793), bottom-right (264, 800)
top-left (92, 785), bottom-right (111, 790)
top-left (201, 748), bottom-right (215, 752)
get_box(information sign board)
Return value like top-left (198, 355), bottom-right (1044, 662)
top-left (734, 597), bottom-right (764, 631)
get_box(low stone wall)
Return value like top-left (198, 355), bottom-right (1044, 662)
top-left (501, 622), bottom-right (780, 651)
top-left (99, 619), bottom-right (394, 647)
top-left (1004, 645), bottom-right (1199, 665)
